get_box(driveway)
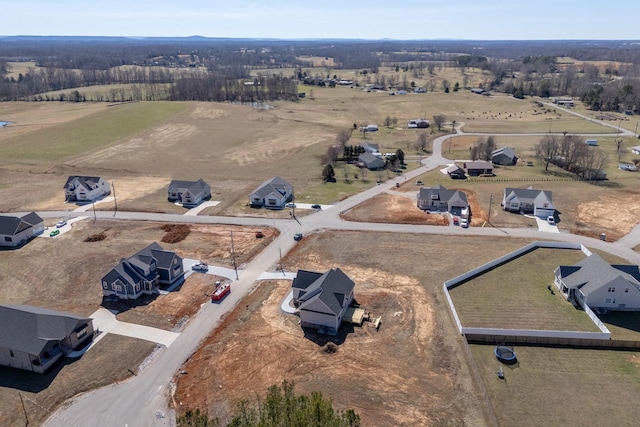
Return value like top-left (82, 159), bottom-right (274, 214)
top-left (535, 216), bottom-right (560, 233)
top-left (90, 308), bottom-right (180, 348)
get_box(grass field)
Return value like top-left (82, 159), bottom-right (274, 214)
top-left (448, 247), bottom-right (600, 331)
top-left (470, 344), bottom-right (640, 427)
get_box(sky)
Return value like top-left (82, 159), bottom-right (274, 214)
top-left (1, 0), bottom-right (639, 40)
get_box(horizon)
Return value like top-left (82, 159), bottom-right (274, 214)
top-left (2, 0), bottom-right (639, 41)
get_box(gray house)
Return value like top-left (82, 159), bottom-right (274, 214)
top-left (292, 268), bottom-right (355, 334)
top-left (358, 152), bottom-right (386, 170)
top-left (502, 187), bottom-right (555, 218)
top-left (463, 161), bottom-right (493, 176)
top-left (360, 142), bottom-right (380, 154)
top-left (0, 305), bottom-right (93, 373)
top-left (0, 212), bottom-right (44, 248)
top-left (417, 185), bottom-right (468, 214)
top-left (249, 176), bottom-right (293, 209)
top-left (445, 164), bottom-right (466, 179)
top-left (554, 253), bottom-right (640, 311)
top-left (168, 178), bottom-right (211, 207)
top-left (63, 176), bottom-right (111, 202)
top-left (101, 242), bottom-right (184, 300)
top-left (491, 146), bottom-right (518, 166)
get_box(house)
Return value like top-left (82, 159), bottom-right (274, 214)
top-left (471, 88), bottom-right (485, 95)
top-left (417, 185), bottom-right (469, 214)
top-left (502, 187), bottom-right (555, 218)
top-left (491, 146), bottom-right (518, 166)
top-left (585, 139), bottom-right (598, 146)
top-left (291, 268), bottom-right (355, 334)
top-left (0, 212), bottom-right (44, 248)
top-left (554, 253), bottom-right (640, 311)
top-left (63, 176), bottom-right (111, 203)
top-left (249, 176), bottom-right (293, 209)
top-left (101, 242), bottom-right (184, 300)
top-left (414, 87), bottom-right (426, 93)
top-left (0, 305), bottom-right (93, 373)
top-left (360, 142), bottom-right (380, 154)
top-left (407, 119), bottom-right (430, 129)
top-left (358, 152), bottom-right (386, 170)
top-left (463, 160), bottom-right (494, 176)
top-left (631, 146), bottom-right (640, 155)
top-left (167, 178), bottom-right (211, 207)
top-left (445, 164), bottom-right (466, 179)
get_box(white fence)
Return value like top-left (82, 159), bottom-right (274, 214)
top-left (443, 241), bottom-right (611, 342)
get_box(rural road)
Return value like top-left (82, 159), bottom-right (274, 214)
top-left (43, 122), bottom-right (640, 426)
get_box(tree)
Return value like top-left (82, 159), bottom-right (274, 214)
top-left (535, 134), bottom-right (559, 171)
top-left (432, 114), bottom-right (446, 131)
top-left (383, 115), bottom-right (392, 127)
top-left (442, 79), bottom-right (450, 93)
top-left (336, 130), bottom-right (352, 147)
top-left (395, 148), bottom-right (405, 164)
top-left (322, 164), bottom-right (336, 182)
top-left (453, 82), bottom-right (460, 92)
top-left (325, 144), bottom-right (341, 165)
top-left (414, 132), bottom-right (429, 153)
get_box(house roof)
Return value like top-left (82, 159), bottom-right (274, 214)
top-left (63, 176), bottom-right (103, 189)
top-left (361, 142), bottom-right (380, 152)
top-left (504, 187), bottom-right (553, 207)
top-left (464, 160), bottom-right (493, 170)
top-left (0, 212), bottom-right (43, 236)
top-left (137, 242), bottom-right (180, 269)
top-left (168, 178), bottom-right (209, 193)
top-left (0, 305), bottom-right (91, 355)
top-left (297, 268), bottom-right (355, 316)
top-left (491, 146), bottom-right (516, 159)
top-left (359, 152), bottom-right (386, 168)
top-left (418, 185), bottom-right (468, 205)
top-left (557, 253), bottom-right (640, 296)
top-left (252, 176), bottom-right (293, 199)
top-left (445, 164), bottom-right (465, 175)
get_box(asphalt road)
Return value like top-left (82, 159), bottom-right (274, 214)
top-left (42, 119), bottom-right (640, 426)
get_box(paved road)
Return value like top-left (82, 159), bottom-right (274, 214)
top-left (43, 121), bottom-right (640, 426)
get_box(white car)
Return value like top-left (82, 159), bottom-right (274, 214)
top-left (56, 220), bottom-right (67, 228)
top-left (192, 261), bottom-right (209, 272)
top-left (547, 216), bottom-right (556, 225)
top-left (460, 218), bottom-right (469, 228)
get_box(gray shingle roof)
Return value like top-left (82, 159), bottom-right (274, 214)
top-left (168, 178), bottom-right (209, 193)
top-left (63, 176), bottom-right (103, 189)
top-left (0, 212), bottom-right (43, 235)
top-left (252, 176), bottom-right (292, 199)
top-left (298, 268), bottom-right (355, 316)
top-left (558, 253), bottom-right (640, 296)
top-left (0, 305), bottom-right (91, 355)
top-left (504, 187), bottom-right (552, 204)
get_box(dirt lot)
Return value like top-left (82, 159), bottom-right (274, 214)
top-left (174, 231), bottom-right (537, 426)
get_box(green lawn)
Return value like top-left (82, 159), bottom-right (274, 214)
top-left (0, 101), bottom-right (186, 161)
top-left (449, 248), bottom-right (600, 331)
top-left (470, 344), bottom-right (640, 427)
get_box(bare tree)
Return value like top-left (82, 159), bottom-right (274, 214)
top-left (535, 134), bottom-right (559, 171)
top-left (415, 132), bottom-right (429, 153)
top-left (324, 144), bottom-right (341, 165)
top-left (432, 114), bottom-right (447, 131)
top-left (578, 147), bottom-right (609, 181)
top-left (336, 130), bottom-right (352, 147)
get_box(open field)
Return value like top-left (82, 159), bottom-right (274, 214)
top-left (470, 344), bottom-right (640, 427)
top-left (448, 247), bottom-right (599, 331)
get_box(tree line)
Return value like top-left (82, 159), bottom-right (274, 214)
top-left (535, 134), bottom-right (609, 181)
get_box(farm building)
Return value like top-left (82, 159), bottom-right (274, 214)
top-left (407, 119), bottom-right (430, 129)
top-left (358, 152), bottom-right (386, 170)
top-left (417, 185), bottom-right (469, 214)
top-left (0, 305), bottom-right (93, 373)
top-left (249, 176), bottom-right (293, 209)
top-left (554, 253), bottom-right (640, 312)
top-left (502, 187), bottom-right (555, 219)
top-left (585, 139), bottom-right (598, 146)
top-left (167, 178), bottom-right (211, 207)
top-left (491, 146), bottom-right (518, 166)
top-left (292, 268), bottom-right (356, 335)
top-left (63, 176), bottom-right (111, 203)
top-left (0, 212), bottom-right (44, 248)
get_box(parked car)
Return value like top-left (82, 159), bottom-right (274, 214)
top-left (415, 180), bottom-right (424, 186)
top-left (460, 218), bottom-right (469, 228)
top-left (49, 229), bottom-right (60, 237)
top-left (547, 216), bottom-right (556, 225)
top-left (453, 217), bottom-right (459, 226)
top-left (255, 231), bottom-right (264, 238)
top-left (294, 233), bottom-right (303, 241)
top-left (311, 204), bottom-right (321, 210)
top-left (285, 203), bottom-right (296, 208)
top-left (56, 220), bottom-right (67, 228)
top-left (192, 261), bottom-right (209, 272)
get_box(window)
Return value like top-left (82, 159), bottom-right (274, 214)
top-left (10, 350), bottom-right (14, 357)
top-left (4, 236), bottom-right (11, 242)
top-left (607, 287), bottom-right (615, 293)
top-left (605, 298), bottom-right (611, 303)
top-left (625, 288), bottom-right (629, 293)
top-left (102, 281), bottom-right (108, 289)
top-left (77, 328), bottom-right (87, 339)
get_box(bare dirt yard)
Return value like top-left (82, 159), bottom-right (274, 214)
top-left (174, 231), bottom-right (538, 426)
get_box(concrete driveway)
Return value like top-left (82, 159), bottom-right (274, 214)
top-left (535, 216), bottom-right (560, 233)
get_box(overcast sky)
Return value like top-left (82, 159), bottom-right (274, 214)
top-left (1, 0), bottom-right (638, 40)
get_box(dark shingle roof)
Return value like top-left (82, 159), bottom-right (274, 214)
top-left (252, 176), bottom-right (292, 199)
top-left (558, 253), bottom-right (640, 296)
top-left (298, 268), bottom-right (354, 316)
top-left (0, 305), bottom-right (91, 355)
top-left (63, 176), bottom-right (103, 189)
top-left (168, 178), bottom-right (208, 193)
top-left (0, 212), bottom-right (43, 235)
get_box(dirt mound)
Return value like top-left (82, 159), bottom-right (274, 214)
top-left (161, 224), bottom-right (191, 243)
top-left (84, 231), bottom-right (107, 242)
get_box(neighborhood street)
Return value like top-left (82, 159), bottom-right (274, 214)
top-left (43, 120), bottom-right (640, 426)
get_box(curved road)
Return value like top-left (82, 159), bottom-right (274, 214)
top-left (43, 118), bottom-right (640, 427)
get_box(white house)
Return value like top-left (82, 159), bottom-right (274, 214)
top-left (167, 178), bottom-right (211, 207)
top-left (63, 176), bottom-right (111, 203)
top-left (554, 253), bottom-right (640, 311)
top-left (249, 176), bottom-right (293, 209)
top-left (291, 268), bottom-right (355, 334)
top-left (0, 212), bottom-right (44, 248)
top-left (502, 187), bottom-right (555, 219)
